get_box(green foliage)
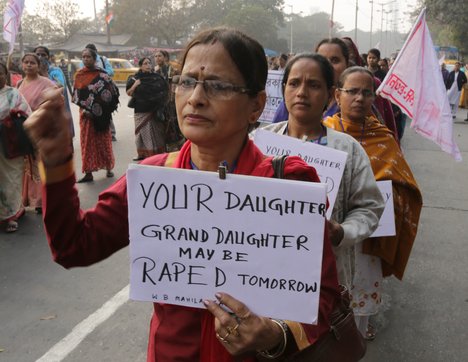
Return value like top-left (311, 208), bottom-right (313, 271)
top-left (111, 0), bottom-right (285, 49)
top-left (20, 0), bottom-right (93, 44)
top-left (418, 0), bottom-right (468, 56)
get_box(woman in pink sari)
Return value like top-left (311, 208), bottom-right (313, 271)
top-left (17, 53), bottom-right (56, 214)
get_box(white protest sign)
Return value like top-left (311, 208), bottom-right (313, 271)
top-left (254, 129), bottom-right (348, 218)
top-left (259, 70), bottom-right (283, 123)
top-left (370, 180), bottom-right (396, 237)
top-left (127, 164), bottom-right (327, 324)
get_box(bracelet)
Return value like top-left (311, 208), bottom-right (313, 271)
top-left (257, 319), bottom-right (288, 359)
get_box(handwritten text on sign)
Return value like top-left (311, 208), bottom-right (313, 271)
top-left (370, 180), bottom-right (396, 237)
top-left (126, 165), bottom-right (327, 324)
top-left (259, 70), bottom-right (284, 123)
top-left (254, 129), bottom-right (348, 218)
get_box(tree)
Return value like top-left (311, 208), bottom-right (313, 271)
top-left (110, 0), bottom-right (285, 49)
top-left (413, 0), bottom-right (468, 56)
top-left (112, 0), bottom-right (206, 47)
top-left (20, 0), bottom-right (93, 44)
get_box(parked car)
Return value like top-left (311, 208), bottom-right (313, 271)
top-left (108, 58), bottom-right (139, 83)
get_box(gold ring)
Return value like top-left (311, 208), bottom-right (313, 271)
top-left (226, 323), bottom-right (240, 337)
top-left (216, 332), bottom-right (230, 344)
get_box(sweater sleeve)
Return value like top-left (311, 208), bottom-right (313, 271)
top-left (41, 154), bottom-right (168, 268)
top-left (337, 142), bottom-right (385, 249)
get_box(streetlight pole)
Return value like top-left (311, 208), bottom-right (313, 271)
top-left (377, 1), bottom-right (396, 50)
top-left (329, 0), bottom-right (335, 39)
top-left (287, 5), bottom-right (293, 54)
top-left (369, 0), bottom-right (374, 49)
top-left (105, 0), bottom-right (111, 45)
top-left (354, 0), bottom-right (359, 44)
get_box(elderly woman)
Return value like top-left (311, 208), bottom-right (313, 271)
top-left (0, 62), bottom-right (31, 232)
top-left (72, 47), bottom-right (119, 183)
top-left (126, 57), bottom-right (168, 160)
top-left (324, 66), bottom-right (423, 339)
top-left (259, 53), bottom-right (384, 294)
top-left (25, 28), bottom-right (341, 361)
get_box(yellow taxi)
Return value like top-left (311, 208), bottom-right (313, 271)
top-left (108, 58), bottom-right (139, 83)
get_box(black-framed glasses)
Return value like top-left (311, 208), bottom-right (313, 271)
top-left (338, 88), bottom-right (374, 98)
top-left (172, 75), bottom-right (251, 100)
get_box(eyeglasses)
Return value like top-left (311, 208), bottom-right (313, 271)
top-left (339, 88), bottom-right (374, 98)
top-left (172, 75), bottom-right (251, 100)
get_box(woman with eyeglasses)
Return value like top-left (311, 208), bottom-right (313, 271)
top-left (17, 53), bottom-right (56, 214)
top-left (315, 38), bottom-right (398, 144)
top-left (23, 28), bottom-right (341, 361)
top-left (323, 66), bottom-right (422, 340)
top-left (126, 57), bottom-right (169, 161)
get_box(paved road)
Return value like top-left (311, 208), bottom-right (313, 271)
top-left (1, 90), bottom-right (467, 362)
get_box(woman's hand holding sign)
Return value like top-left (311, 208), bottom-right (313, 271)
top-left (204, 292), bottom-right (284, 357)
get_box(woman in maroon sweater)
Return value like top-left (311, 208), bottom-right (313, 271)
top-left (25, 28), bottom-right (340, 361)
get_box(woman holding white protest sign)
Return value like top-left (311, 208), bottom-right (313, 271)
top-left (256, 53), bottom-right (384, 315)
top-left (324, 66), bottom-right (422, 340)
top-left (24, 28), bottom-right (344, 361)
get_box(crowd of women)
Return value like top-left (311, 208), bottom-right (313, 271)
top-left (1, 26), bottom-right (423, 361)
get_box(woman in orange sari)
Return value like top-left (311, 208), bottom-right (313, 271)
top-left (72, 47), bottom-right (119, 183)
top-left (323, 66), bottom-right (422, 339)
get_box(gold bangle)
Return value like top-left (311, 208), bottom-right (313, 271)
top-left (257, 318), bottom-right (288, 359)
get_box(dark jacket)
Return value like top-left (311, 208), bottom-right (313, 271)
top-left (446, 70), bottom-right (467, 91)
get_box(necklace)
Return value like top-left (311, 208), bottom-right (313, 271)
top-left (190, 159), bottom-right (237, 173)
top-left (285, 124), bottom-right (327, 145)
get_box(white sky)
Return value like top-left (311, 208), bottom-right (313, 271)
top-left (26, 0), bottom-right (418, 33)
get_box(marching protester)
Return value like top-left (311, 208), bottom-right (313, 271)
top-left (24, 27), bottom-right (346, 361)
top-left (254, 53), bottom-right (385, 295)
top-left (0, 61), bottom-right (31, 232)
top-left (58, 58), bottom-right (73, 94)
top-left (316, 38), bottom-right (398, 142)
top-left (82, 43), bottom-right (118, 141)
top-left (34, 46), bottom-right (74, 138)
top-left (154, 50), bottom-right (185, 151)
top-left (446, 61), bottom-right (467, 119)
top-left (72, 46), bottom-right (119, 183)
top-left (323, 66), bottom-right (423, 340)
top-left (366, 48), bottom-right (386, 82)
top-left (126, 57), bottom-right (169, 160)
top-left (17, 53), bottom-right (56, 215)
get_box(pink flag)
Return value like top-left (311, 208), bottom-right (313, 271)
top-left (377, 8), bottom-right (462, 161)
top-left (3, 0), bottom-right (25, 54)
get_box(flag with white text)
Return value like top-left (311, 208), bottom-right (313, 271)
top-left (377, 8), bottom-right (461, 161)
top-left (3, 0), bottom-right (25, 54)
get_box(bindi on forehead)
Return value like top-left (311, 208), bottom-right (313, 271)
top-left (200, 66), bottom-right (205, 71)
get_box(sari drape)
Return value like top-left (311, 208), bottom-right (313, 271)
top-left (324, 114), bottom-right (422, 280)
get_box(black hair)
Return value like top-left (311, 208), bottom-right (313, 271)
top-left (315, 38), bottom-right (350, 66)
top-left (33, 46), bottom-right (50, 57)
top-left (367, 48), bottom-right (381, 60)
top-left (279, 53), bottom-right (288, 61)
top-left (281, 53), bottom-right (335, 95)
top-left (85, 43), bottom-right (98, 52)
top-left (0, 61), bottom-right (8, 75)
top-left (138, 57), bottom-right (151, 67)
top-left (21, 53), bottom-right (41, 65)
top-left (379, 58), bottom-right (389, 66)
top-left (83, 47), bottom-right (98, 60)
top-left (180, 27), bottom-right (267, 96)
top-left (338, 66), bottom-right (375, 91)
